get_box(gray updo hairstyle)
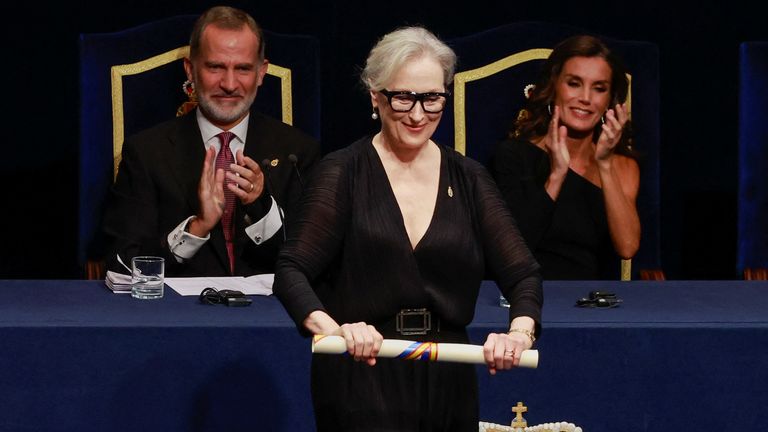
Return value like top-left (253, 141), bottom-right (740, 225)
top-left (361, 26), bottom-right (456, 91)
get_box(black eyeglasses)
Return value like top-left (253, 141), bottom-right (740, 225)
top-left (379, 89), bottom-right (450, 113)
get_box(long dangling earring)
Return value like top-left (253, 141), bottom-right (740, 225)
top-left (182, 79), bottom-right (196, 100)
top-left (178, 79), bottom-right (198, 116)
top-left (371, 107), bottom-right (379, 120)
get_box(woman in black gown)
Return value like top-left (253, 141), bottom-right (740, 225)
top-left (274, 26), bottom-right (542, 431)
top-left (490, 35), bottom-right (640, 280)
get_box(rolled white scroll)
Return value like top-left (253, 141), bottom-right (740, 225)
top-left (312, 335), bottom-right (538, 368)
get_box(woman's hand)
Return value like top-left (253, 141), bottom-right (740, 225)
top-left (333, 322), bottom-right (384, 366)
top-left (482, 330), bottom-right (533, 375)
top-left (543, 105), bottom-right (570, 176)
top-left (595, 103), bottom-right (629, 165)
top-left (542, 105), bottom-right (569, 200)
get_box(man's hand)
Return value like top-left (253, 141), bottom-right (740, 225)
top-left (228, 149), bottom-right (265, 205)
top-left (188, 147), bottom-right (225, 237)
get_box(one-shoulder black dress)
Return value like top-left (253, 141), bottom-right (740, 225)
top-left (491, 138), bottom-right (619, 280)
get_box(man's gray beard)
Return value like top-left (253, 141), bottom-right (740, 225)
top-left (197, 91), bottom-right (256, 125)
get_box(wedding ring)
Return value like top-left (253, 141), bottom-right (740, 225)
top-left (248, 183), bottom-right (254, 192)
top-left (505, 349), bottom-right (515, 356)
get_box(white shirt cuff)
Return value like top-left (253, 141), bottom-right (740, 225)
top-left (245, 196), bottom-right (283, 245)
top-left (167, 216), bottom-right (210, 263)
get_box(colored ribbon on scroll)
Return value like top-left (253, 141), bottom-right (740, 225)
top-left (311, 335), bottom-right (538, 368)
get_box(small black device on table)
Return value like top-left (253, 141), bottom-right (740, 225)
top-left (199, 287), bottom-right (252, 307)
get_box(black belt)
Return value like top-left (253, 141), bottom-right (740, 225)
top-left (395, 308), bottom-right (437, 336)
top-left (377, 308), bottom-right (466, 341)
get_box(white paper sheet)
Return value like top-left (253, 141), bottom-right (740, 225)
top-left (165, 274), bottom-right (274, 296)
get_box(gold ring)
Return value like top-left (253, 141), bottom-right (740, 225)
top-left (249, 183), bottom-right (254, 192)
top-left (505, 349), bottom-right (515, 356)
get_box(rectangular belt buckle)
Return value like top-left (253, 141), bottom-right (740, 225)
top-left (396, 308), bottom-right (431, 335)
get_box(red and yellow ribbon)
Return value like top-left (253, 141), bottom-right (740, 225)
top-left (397, 341), bottom-right (438, 361)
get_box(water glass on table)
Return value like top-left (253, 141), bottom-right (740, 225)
top-left (131, 256), bottom-right (164, 299)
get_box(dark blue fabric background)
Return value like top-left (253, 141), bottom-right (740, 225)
top-left (737, 42), bottom-right (768, 274)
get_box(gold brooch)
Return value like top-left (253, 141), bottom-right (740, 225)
top-left (270, 159), bottom-right (279, 167)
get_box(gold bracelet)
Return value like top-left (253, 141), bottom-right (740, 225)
top-left (508, 328), bottom-right (536, 343)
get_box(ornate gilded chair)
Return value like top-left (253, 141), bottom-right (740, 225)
top-left (433, 22), bottom-right (662, 280)
top-left (79, 15), bottom-right (321, 279)
top-left (737, 41), bottom-right (768, 280)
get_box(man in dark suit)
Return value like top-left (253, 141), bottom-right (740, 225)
top-left (103, 6), bottom-right (320, 277)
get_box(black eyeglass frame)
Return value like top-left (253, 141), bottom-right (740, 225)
top-left (378, 89), bottom-right (451, 113)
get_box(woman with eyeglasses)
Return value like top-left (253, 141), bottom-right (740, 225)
top-left (490, 35), bottom-right (641, 280)
top-left (274, 26), bottom-right (542, 431)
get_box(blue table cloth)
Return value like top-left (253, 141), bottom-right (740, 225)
top-left (1, 280), bottom-right (766, 431)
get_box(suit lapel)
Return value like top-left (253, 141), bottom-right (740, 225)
top-left (243, 113), bottom-right (269, 164)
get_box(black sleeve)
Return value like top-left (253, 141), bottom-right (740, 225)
top-left (273, 151), bottom-right (349, 331)
top-left (102, 137), bottom-right (170, 273)
top-left (490, 138), bottom-right (555, 250)
top-left (472, 162), bottom-right (544, 337)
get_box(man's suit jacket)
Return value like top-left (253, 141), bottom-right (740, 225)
top-left (103, 110), bottom-right (320, 277)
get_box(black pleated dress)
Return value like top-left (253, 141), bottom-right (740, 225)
top-left (275, 137), bottom-right (542, 432)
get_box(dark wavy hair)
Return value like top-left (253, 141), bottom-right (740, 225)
top-left (513, 35), bottom-right (635, 157)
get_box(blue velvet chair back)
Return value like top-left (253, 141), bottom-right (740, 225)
top-left (433, 22), bottom-right (661, 279)
top-left (79, 15), bottom-right (321, 278)
top-left (737, 42), bottom-right (768, 277)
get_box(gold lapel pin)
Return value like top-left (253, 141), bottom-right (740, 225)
top-left (270, 158), bottom-right (279, 167)
top-left (447, 186), bottom-right (453, 198)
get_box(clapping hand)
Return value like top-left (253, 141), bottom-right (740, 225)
top-left (595, 103), bottom-right (628, 163)
top-left (544, 106), bottom-right (570, 176)
top-left (190, 146), bottom-right (226, 236)
top-left (227, 149), bottom-right (265, 205)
